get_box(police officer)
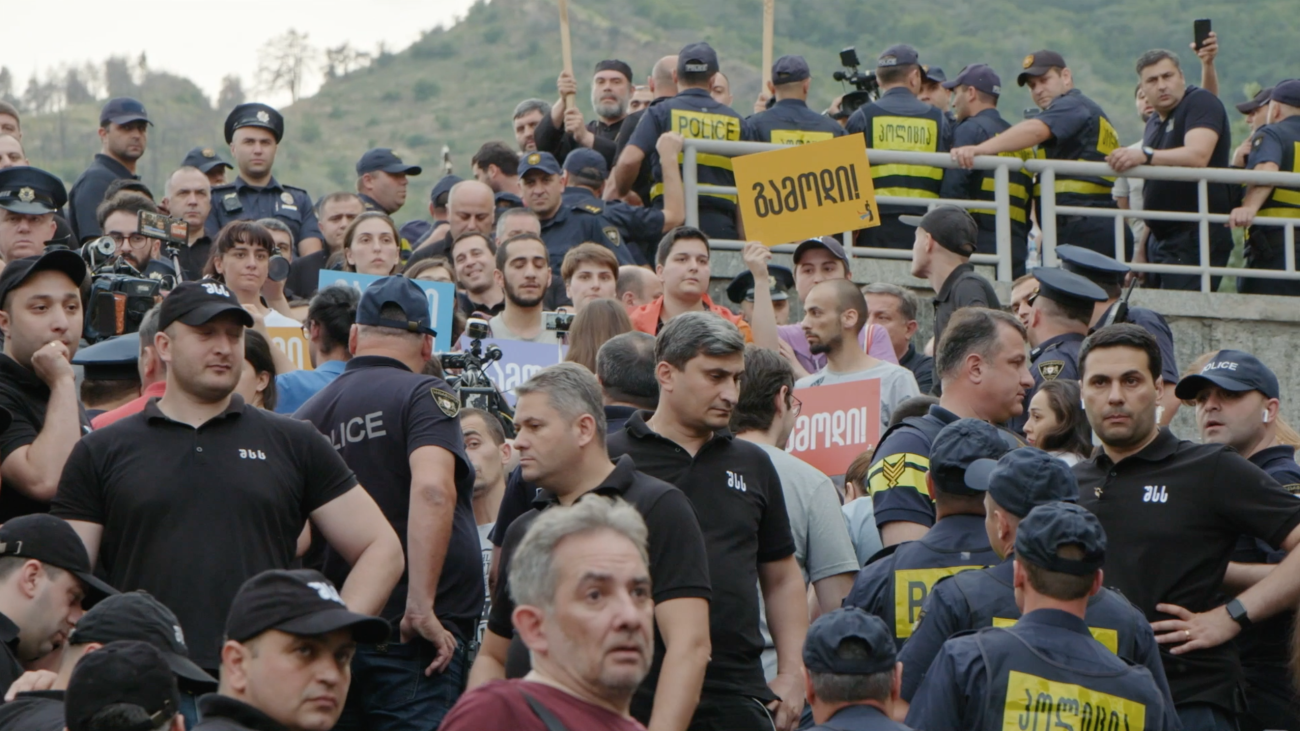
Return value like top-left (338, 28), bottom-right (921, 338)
top-left (617, 42), bottom-right (749, 240)
top-left (938, 64), bottom-right (1034, 277)
top-left (67, 98), bottom-right (150, 241)
top-left (846, 44), bottom-right (949, 249)
top-left (1229, 78), bottom-right (1300, 296)
top-left (748, 55), bottom-right (845, 144)
top-left (0, 166), bottom-right (66, 263)
top-left (844, 419), bottom-right (1008, 651)
top-left (952, 51), bottom-right (1128, 259)
top-left (920, 66), bottom-right (957, 143)
top-left (71, 332), bottom-right (140, 421)
top-left (355, 147), bottom-right (422, 215)
top-left (898, 448), bottom-right (1172, 708)
top-left (180, 146), bottom-right (233, 187)
top-left (727, 264), bottom-right (793, 325)
top-left (802, 609), bottom-right (912, 731)
top-left (562, 145), bottom-right (683, 266)
top-left (906, 501), bottom-right (1178, 731)
top-left (206, 103), bottom-right (324, 256)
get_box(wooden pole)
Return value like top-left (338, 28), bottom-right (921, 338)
top-left (558, 0), bottom-right (576, 111)
top-left (762, 0), bottom-right (774, 87)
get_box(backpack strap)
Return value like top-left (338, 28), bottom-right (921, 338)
top-left (520, 689), bottom-right (573, 731)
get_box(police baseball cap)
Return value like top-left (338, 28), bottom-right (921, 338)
top-left (0, 165), bottom-right (68, 215)
top-left (181, 146), bottom-right (232, 174)
top-left (157, 280), bottom-right (255, 332)
top-left (1056, 244), bottom-right (1129, 286)
top-left (225, 569), bottom-right (389, 644)
top-left (0, 514), bottom-right (116, 601)
top-left (772, 55), bottom-right (811, 84)
top-left (595, 59), bottom-right (634, 82)
top-left (72, 332), bottom-right (141, 382)
top-left (99, 98), bottom-right (151, 127)
top-left (355, 276), bottom-right (436, 337)
top-left (944, 64), bottom-right (1002, 98)
top-left (803, 608), bottom-right (897, 675)
top-left (65, 641), bottom-right (180, 731)
top-left (1270, 80), bottom-right (1300, 108)
top-left (1015, 502), bottom-right (1106, 576)
top-left (677, 43), bottom-right (720, 76)
top-left (1175, 349), bottom-right (1280, 400)
top-left (923, 65), bottom-right (947, 84)
top-left (224, 102), bottom-right (284, 144)
top-left (1237, 87), bottom-right (1274, 115)
top-left (965, 448), bottom-right (1079, 518)
top-left (1031, 267), bottom-right (1108, 310)
top-left (900, 205), bottom-right (977, 255)
top-left (563, 148), bottom-right (609, 182)
top-left (356, 148), bottom-right (423, 177)
top-left (793, 236), bottom-right (849, 266)
top-left (0, 249), bottom-right (87, 308)
top-left (726, 265), bottom-right (794, 304)
top-left (877, 44), bottom-right (919, 68)
top-left (1018, 50), bottom-right (1068, 87)
top-left (431, 174), bottom-right (462, 205)
top-left (930, 419), bottom-right (1017, 496)
top-left (70, 591), bottom-right (217, 685)
top-left (518, 151), bottom-right (563, 178)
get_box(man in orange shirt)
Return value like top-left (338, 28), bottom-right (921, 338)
top-left (628, 226), bottom-right (753, 341)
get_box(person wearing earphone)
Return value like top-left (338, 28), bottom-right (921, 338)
top-left (1175, 348), bottom-right (1300, 731)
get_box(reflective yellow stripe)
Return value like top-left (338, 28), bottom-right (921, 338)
top-left (1257, 207), bottom-right (1300, 219)
top-left (1269, 188), bottom-right (1300, 206)
top-left (894, 566), bottom-right (985, 638)
top-left (1054, 179), bottom-right (1114, 195)
top-left (1002, 671), bottom-right (1147, 731)
top-left (770, 129), bottom-right (836, 145)
top-left (971, 207), bottom-right (1029, 223)
top-left (866, 453), bottom-right (931, 496)
top-left (871, 164), bottom-right (944, 180)
top-left (650, 183), bottom-right (737, 204)
top-left (873, 187), bottom-right (941, 199)
top-left (1097, 117), bottom-right (1121, 156)
top-left (992, 617), bottom-right (1119, 654)
top-left (673, 151), bottom-right (734, 171)
top-left (981, 178), bottom-right (1029, 201)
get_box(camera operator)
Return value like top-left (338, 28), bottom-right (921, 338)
top-left (0, 167), bottom-right (65, 265)
top-left (488, 233), bottom-right (562, 344)
top-left (160, 167), bottom-right (213, 281)
top-left (96, 194), bottom-right (178, 286)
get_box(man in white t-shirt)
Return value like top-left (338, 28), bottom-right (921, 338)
top-left (486, 233), bottom-right (562, 344)
top-left (459, 407), bottom-right (512, 651)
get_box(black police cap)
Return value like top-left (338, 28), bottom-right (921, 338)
top-left (0, 165), bottom-right (68, 215)
top-left (224, 102), bottom-right (284, 144)
top-left (678, 42), bottom-right (720, 76)
top-left (1271, 79), bottom-right (1300, 108)
top-left (1031, 267), bottom-right (1108, 310)
top-left (1175, 349), bottom-right (1280, 400)
top-left (1018, 50), bottom-right (1068, 87)
top-left (431, 174), bottom-right (462, 205)
top-left (965, 448), bottom-right (1078, 518)
top-left (923, 65), bottom-right (947, 84)
top-left (356, 148), bottom-right (423, 177)
top-left (726, 265), bottom-right (794, 304)
top-left (877, 44), bottom-right (919, 68)
top-left (563, 148), bottom-right (609, 182)
top-left (1237, 87), bottom-right (1274, 115)
top-left (804, 608), bottom-right (897, 675)
top-left (158, 281), bottom-right (254, 332)
top-left (0, 249), bottom-right (86, 308)
top-left (66, 641), bottom-right (179, 731)
top-left (595, 59), bottom-right (634, 82)
top-left (1015, 502), bottom-right (1106, 576)
top-left (772, 55), bottom-right (811, 84)
top-left (1055, 244), bottom-right (1129, 286)
top-left (356, 275), bottom-right (437, 337)
top-left (70, 591), bottom-right (217, 685)
top-left (930, 419), bottom-right (1016, 496)
top-left (225, 569), bottom-right (389, 644)
top-left (0, 514), bottom-right (117, 601)
top-left (944, 64), bottom-right (1002, 98)
top-left (900, 205), bottom-right (977, 256)
top-left (181, 146), bottom-right (233, 174)
top-left (99, 98), bottom-right (151, 127)
top-left (518, 151), bottom-right (563, 178)
top-left (72, 332), bottom-right (141, 382)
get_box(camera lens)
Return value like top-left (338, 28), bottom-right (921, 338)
top-left (268, 255), bottom-right (290, 282)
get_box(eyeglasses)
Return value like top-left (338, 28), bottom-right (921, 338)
top-left (790, 395), bottom-right (803, 416)
top-left (1024, 291), bottom-right (1041, 309)
top-left (108, 233), bottom-right (150, 249)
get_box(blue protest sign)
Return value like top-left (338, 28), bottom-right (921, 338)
top-left (458, 338), bottom-right (566, 406)
top-left (318, 271), bottom-right (455, 351)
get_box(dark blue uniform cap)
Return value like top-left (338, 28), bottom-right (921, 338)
top-left (923, 65), bottom-right (947, 84)
top-left (99, 97), bottom-right (151, 127)
top-left (1018, 50), bottom-right (1068, 87)
top-left (772, 55), bottom-right (811, 84)
top-left (356, 148), bottom-right (423, 177)
top-left (930, 419), bottom-right (1017, 495)
top-left (965, 448), bottom-right (1079, 518)
top-left (1175, 349), bottom-right (1280, 400)
top-left (726, 265), bottom-right (794, 304)
top-left (563, 148), bottom-right (609, 181)
top-left (1015, 502), bottom-right (1106, 576)
top-left (677, 43), bottom-right (720, 76)
top-left (0, 165), bottom-right (68, 215)
top-left (1269, 79), bottom-right (1300, 108)
top-left (356, 276), bottom-right (436, 337)
top-left (1056, 244), bottom-right (1130, 284)
top-left (877, 44), bottom-right (919, 68)
top-left (72, 332), bottom-right (141, 381)
top-left (943, 64), bottom-right (1002, 98)
top-left (0, 249), bottom-right (86, 307)
top-left (431, 174), bottom-right (463, 205)
top-left (518, 151), bottom-right (563, 178)
top-left (181, 146), bottom-right (233, 174)
top-left (224, 102), bottom-right (284, 144)
top-left (1237, 87), bottom-right (1274, 115)
top-left (595, 59), bottom-right (634, 82)
top-left (793, 235), bottom-right (849, 266)
top-left (1030, 267), bottom-right (1108, 309)
top-left (804, 608), bottom-right (897, 675)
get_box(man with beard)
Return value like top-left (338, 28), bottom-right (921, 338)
top-left (97, 194), bottom-right (178, 286)
top-left (68, 98), bottom-right (150, 241)
top-left (513, 100), bottom-right (550, 153)
top-left (535, 60), bottom-right (634, 166)
top-left (487, 233), bottom-right (561, 344)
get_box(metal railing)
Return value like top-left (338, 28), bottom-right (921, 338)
top-left (681, 138), bottom-right (1300, 292)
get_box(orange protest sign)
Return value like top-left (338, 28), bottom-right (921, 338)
top-left (733, 132), bottom-right (880, 247)
top-left (268, 326), bottom-right (313, 371)
top-left (786, 379), bottom-right (882, 477)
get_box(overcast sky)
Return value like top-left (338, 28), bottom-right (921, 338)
top-left (5, 0), bottom-right (479, 107)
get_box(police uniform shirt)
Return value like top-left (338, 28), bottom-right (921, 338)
top-left (626, 88), bottom-right (747, 214)
top-left (747, 98), bottom-right (845, 145)
top-left (193, 694), bottom-right (291, 731)
top-left (843, 514), bottom-right (998, 650)
top-left (899, 344), bottom-right (935, 395)
top-left (811, 703), bottom-right (911, 731)
top-left (939, 109), bottom-right (1033, 239)
top-left (0, 690), bottom-right (64, 731)
top-left (933, 262), bottom-right (1000, 349)
top-left (1093, 304), bottom-right (1179, 384)
top-left (50, 395), bottom-right (358, 670)
top-left (540, 202), bottom-right (634, 306)
top-left (614, 102), bottom-right (662, 206)
top-left (562, 186), bottom-right (661, 264)
top-left (607, 411), bottom-right (794, 701)
top-left (205, 176), bottom-right (323, 250)
top-left (0, 355), bottom-right (91, 522)
top-left (1246, 116), bottom-right (1300, 227)
top-left (67, 153), bottom-right (139, 240)
top-left (175, 236), bottom-right (214, 282)
top-left (1030, 332), bottom-right (1084, 387)
top-left (1142, 86), bottom-right (1234, 238)
top-left (845, 87), bottom-right (950, 214)
top-left (487, 456), bottom-right (711, 690)
top-left (1034, 89), bottom-right (1122, 207)
top-left (1075, 428), bottom-right (1300, 712)
top-left (905, 609), bottom-right (1177, 731)
top-left (865, 404), bottom-right (961, 530)
top-left (405, 233), bottom-right (452, 268)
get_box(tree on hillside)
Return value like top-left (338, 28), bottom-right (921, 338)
top-left (218, 75), bottom-right (246, 111)
top-left (258, 29), bottom-right (317, 102)
top-left (104, 56), bottom-right (138, 98)
top-left (324, 43), bottom-right (371, 81)
top-left (63, 67), bottom-right (96, 106)
top-left (0, 68), bottom-right (15, 107)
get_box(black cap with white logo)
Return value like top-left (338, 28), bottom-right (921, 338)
top-left (70, 591), bottom-right (216, 685)
top-left (225, 569), bottom-right (389, 644)
top-left (0, 515), bottom-right (116, 603)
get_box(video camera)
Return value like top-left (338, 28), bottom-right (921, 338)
top-left (436, 319), bottom-right (515, 436)
top-left (544, 312), bottom-right (574, 333)
top-left (832, 47), bottom-right (880, 117)
top-left (81, 210), bottom-right (188, 343)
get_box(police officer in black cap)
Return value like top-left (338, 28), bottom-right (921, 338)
top-left (422, 173), bottom-right (462, 246)
top-left (0, 166), bottom-right (67, 263)
top-left (803, 609), bottom-right (911, 731)
top-left (748, 55), bottom-right (845, 145)
top-left (355, 148), bottom-right (422, 215)
top-left (846, 44), bottom-right (950, 249)
top-left (206, 103), bottom-right (324, 256)
top-left (1230, 79), bottom-right (1300, 296)
top-left (536, 59), bottom-right (635, 166)
top-left (907, 501), bottom-right (1178, 731)
top-left (562, 146), bottom-right (684, 266)
top-left (181, 146), bottom-right (233, 187)
top-left (844, 419), bottom-right (1007, 651)
top-left (727, 263), bottom-right (794, 325)
top-left (920, 66), bottom-right (957, 144)
top-left (71, 332), bottom-right (141, 421)
top-left (939, 64), bottom-right (1034, 277)
top-left (64, 641), bottom-right (184, 731)
top-left (1230, 87), bottom-right (1272, 169)
top-left (67, 98), bottom-right (151, 242)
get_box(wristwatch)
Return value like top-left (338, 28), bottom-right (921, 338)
top-left (1142, 146), bottom-right (1156, 164)
top-left (1226, 598), bottom-right (1253, 629)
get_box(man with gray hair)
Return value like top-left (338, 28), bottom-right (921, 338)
top-left (513, 99), bottom-right (550, 153)
top-left (608, 312), bottom-right (810, 731)
top-left (803, 609), bottom-right (910, 731)
top-left (160, 167), bottom-right (213, 281)
top-left (597, 331), bottom-right (659, 432)
top-left (467, 363), bottom-right (711, 731)
top-left (496, 207), bottom-right (542, 240)
top-left (446, 496), bottom-right (656, 730)
top-left (864, 283), bottom-right (934, 394)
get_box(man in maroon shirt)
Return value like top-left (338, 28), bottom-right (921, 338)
top-left (441, 497), bottom-right (653, 731)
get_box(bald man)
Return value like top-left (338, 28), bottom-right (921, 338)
top-left (409, 180), bottom-right (496, 267)
top-left (611, 56), bottom-right (678, 206)
top-left (616, 265), bottom-right (662, 312)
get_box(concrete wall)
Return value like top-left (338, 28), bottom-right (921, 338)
top-left (706, 251), bottom-right (1300, 437)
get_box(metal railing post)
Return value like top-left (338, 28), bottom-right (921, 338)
top-left (1114, 214), bottom-right (1125, 261)
top-left (1287, 224), bottom-right (1297, 275)
top-left (1039, 168), bottom-right (1057, 266)
top-left (1198, 179), bottom-right (1211, 292)
top-left (683, 143), bottom-right (699, 228)
top-left (994, 163), bottom-right (1012, 281)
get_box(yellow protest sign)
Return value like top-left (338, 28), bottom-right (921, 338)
top-left (268, 326), bottom-right (313, 371)
top-left (733, 132), bottom-right (880, 247)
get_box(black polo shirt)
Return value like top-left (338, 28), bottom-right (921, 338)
top-left (294, 355), bottom-right (483, 640)
top-left (932, 262), bottom-right (999, 347)
top-left (457, 291), bottom-right (505, 318)
top-left (0, 354), bottom-right (91, 522)
top-left (175, 236), bottom-right (214, 282)
top-left (51, 395), bottom-right (356, 670)
top-left (487, 455), bottom-right (711, 686)
top-left (68, 153), bottom-right (138, 240)
top-left (898, 343), bottom-right (935, 395)
top-left (1142, 86), bottom-right (1233, 238)
top-left (0, 612), bottom-right (23, 699)
top-left (607, 411), bottom-right (794, 700)
top-left (0, 690), bottom-right (64, 731)
top-left (193, 694), bottom-right (287, 731)
top-left (1075, 428), bottom-right (1300, 712)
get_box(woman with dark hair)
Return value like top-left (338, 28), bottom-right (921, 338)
top-left (237, 329), bottom-right (279, 411)
top-left (342, 211), bottom-right (402, 276)
top-left (202, 220), bottom-right (298, 375)
top-left (1023, 379), bottom-right (1093, 465)
top-left (563, 298), bottom-right (631, 373)
top-left (405, 256), bottom-right (457, 285)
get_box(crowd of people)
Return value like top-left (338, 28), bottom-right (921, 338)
top-left (0, 24), bottom-right (1295, 731)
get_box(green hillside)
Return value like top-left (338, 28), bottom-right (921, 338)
top-left (16, 0), bottom-right (1296, 224)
